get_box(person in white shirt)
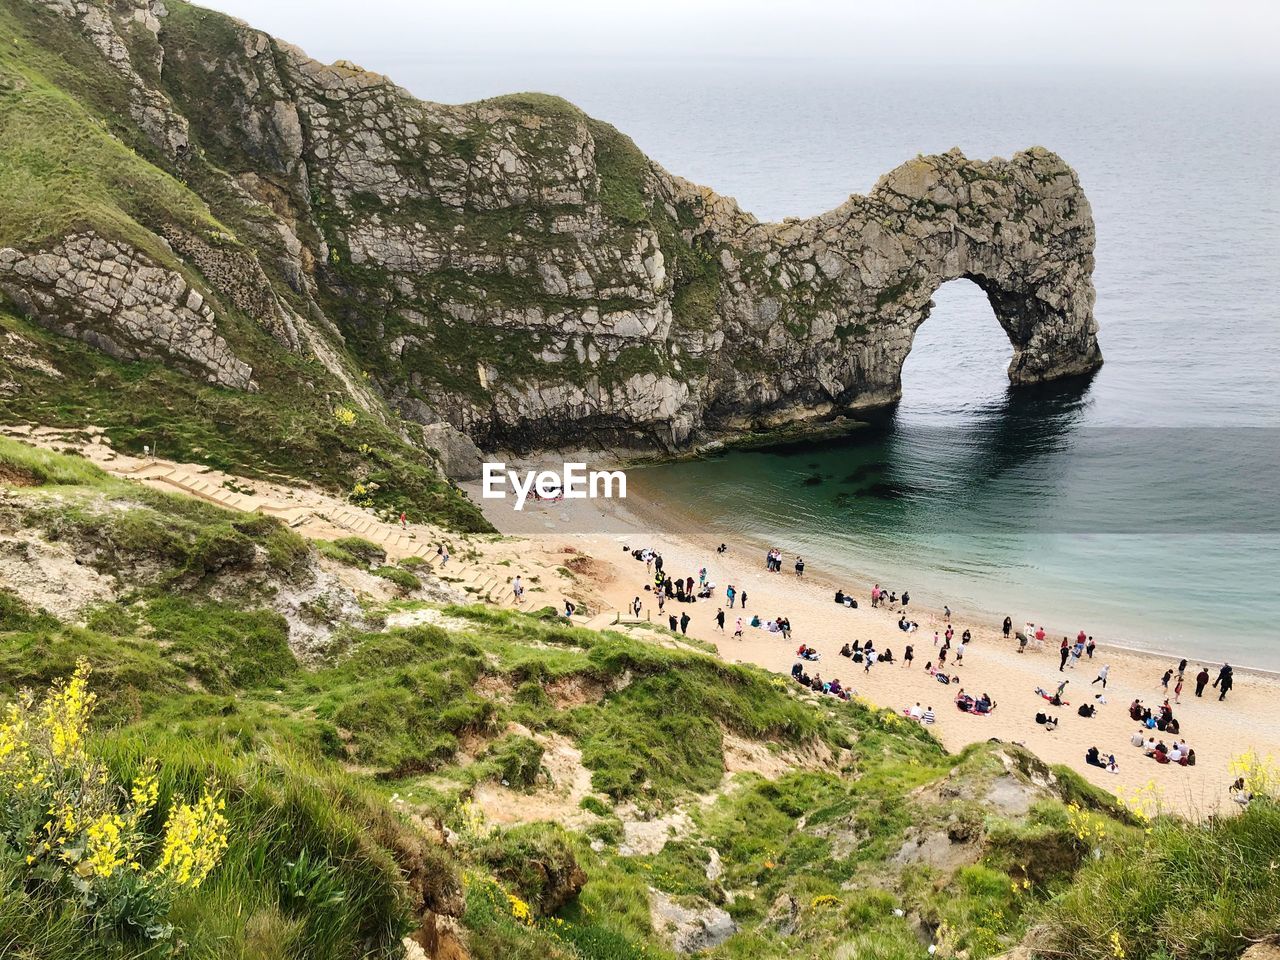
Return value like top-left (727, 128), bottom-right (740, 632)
top-left (909, 702), bottom-right (923, 720)
top-left (1169, 744), bottom-right (1184, 763)
top-left (1130, 729), bottom-right (1145, 747)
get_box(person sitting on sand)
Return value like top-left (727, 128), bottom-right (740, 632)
top-left (1077, 703), bottom-right (1096, 718)
top-left (975, 693), bottom-right (994, 714)
top-left (909, 702), bottom-right (923, 720)
top-left (921, 705), bottom-right (935, 724)
top-left (835, 589), bottom-right (845, 605)
top-left (880, 648), bottom-right (895, 664)
top-left (955, 692), bottom-right (975, 712)
top-left (750, 614), bottom-right (762, 628)
top-left (1043, 715), bottom-right (1058, 731)
top-left (1130, 729), bottom-right (1146, 747)
top-left (840, 643), bottom-right (853, 658)
top-left (1086, 746), bottom-right (1105, 768)
top-left (1230, 776), bottom-right (1252, 808)
top-left (1168, 742), bottom-right (1184, 763)
top-left (1129, 699), bottom-right (1143, 720)
top-left (1106, 754), bottom-right (1119, 773)
top-left (791, 662), bottom-right (804, 679)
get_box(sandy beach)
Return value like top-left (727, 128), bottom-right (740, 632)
top-left (471, 480), bottom-right (1280, 820)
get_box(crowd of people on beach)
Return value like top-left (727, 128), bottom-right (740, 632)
top-left (613, 535), bottom-right (1248, 797)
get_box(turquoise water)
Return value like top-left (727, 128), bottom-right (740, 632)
top-left (381, 60), bottom-right (1280, 666)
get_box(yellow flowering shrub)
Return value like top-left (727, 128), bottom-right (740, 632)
top-left (1230, 750), bottom-right (1279, 798)
top-left (332, 405), bottom-right (357, 426)
top-left (0, 661), bottom-right (229, 944)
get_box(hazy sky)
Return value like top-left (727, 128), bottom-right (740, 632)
top-left (198, 0), bottom-right (1278, 75)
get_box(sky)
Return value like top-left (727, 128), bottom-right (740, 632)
top-left (198, 0), bottom-right (1278, 77)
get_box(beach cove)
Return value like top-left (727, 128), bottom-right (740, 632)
top-left (470, 482), bottom-right (1280, 820)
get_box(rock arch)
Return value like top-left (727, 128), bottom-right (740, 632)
top-left (681, 146), bottom-right (1103, 436)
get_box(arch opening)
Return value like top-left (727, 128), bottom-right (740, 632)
top-left (899, 278), bottom-right (1014, 419)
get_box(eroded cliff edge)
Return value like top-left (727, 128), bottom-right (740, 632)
top-left (0, 0), bottom-right (1101, 457)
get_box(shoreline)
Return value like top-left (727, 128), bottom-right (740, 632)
top-left (620, 471), bottom-right (1280, 681)
top-left (469, 479), bottom-right (1280, 820)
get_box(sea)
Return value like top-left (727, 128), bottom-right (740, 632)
top-left (384, 58), bottom-right (1280, 668)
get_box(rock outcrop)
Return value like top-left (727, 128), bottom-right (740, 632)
top-left (0, 233), bottom-right (254, 389)
top-left (2, 0), bottom-right (1102, 454)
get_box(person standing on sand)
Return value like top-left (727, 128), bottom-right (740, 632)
top-left (513, 576), bottom-right (525, 601)
top-left (658, 592), bottom-right (666, 614)
top-left (1174, 673), bottom-right (1184, 703)
top-left (904, 644), bottom-right (914, 668)
top-left (668, 614), bottom-right (678, 631)
top-left (726, 585), bottom-right (736, 609)
top-left (1086, 636), bottom-right (1096, 659)
top-left (795, 557), bottom-right (805, 578)
top-left (1092, 664), bottom-right (1110, 688)
top-left (1002, 616), bottom-right (1012, 639)
top-left (716, 608), bottom-right (725, 631)
top-left (1160, 668), bottom-right (1173, 693)
top-left (902, 590), bottom-right (910, 608)
top-left (1214, 663), bottom-right (1233, 701)
top-left (872, 584), bottom-right (881, 608)
top-left (1059, 638), bottom-right (1070, 672)
top-left (679, 612), bottom-right (690, 635)
top-left (740, 589), bottom-right (748, 609)
top-left (944, 605), bottom-right (951, 621)
top-left (955, 640), bottom-right (966, 665)
top-left (1195, 666), bottom-right (1210, 697)
top-left (632, 596), bottom-right (642, 617)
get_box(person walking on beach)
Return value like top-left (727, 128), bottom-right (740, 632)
top-left (1174, 673), bottom-right (1184, 704)
top-left (1092, 664), bottom-right (1110, 689)
top-left (944, 605), bottom-right (951, 621)
top-left (795, 557), bottom-right (805, 578)
top-left (1214, 663), bottom-right (1233, 701)
top-left (1160, 668), bottom-right (1173, 693)
top-left (631, 596), bottom-right (642, 617)
top-left (716, 608), bottom-right (725, 631)
top-left (657, 592), bottom-right (666, 614)
top-left (1059, 638), bottom-right (1070, 672)
top-left (871, 584), bottom-right (881, 608)
top-left (727, 585), bottom-right (736, 609)
top-left (733, 617), bottom-right (743, 639)
top-left (1195, 666), bottom-right (1210, 698)
top-left (1002, 615), bottom-right (1012, 639)
top-left (904, 644), bottom-right (914, 668)
top-left (740, 589), bottom-right (748, 609)
top-left (955, 640), bottom-right (966, 665)
top-left (1086, 636), bottom-right (1096, 659)
top-left (679, 612), bottom-right (690, 635)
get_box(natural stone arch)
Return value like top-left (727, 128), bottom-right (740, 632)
top-left (675, 146), bottom-right (1103, 437)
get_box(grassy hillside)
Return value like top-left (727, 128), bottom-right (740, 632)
top-left (5, 440), bottom-right (1275, 960)
top-left (0, 0), bottom-right (490, 532)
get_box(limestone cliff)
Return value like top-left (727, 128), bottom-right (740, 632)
top-left (0, 0), bottom-right (1101, 457)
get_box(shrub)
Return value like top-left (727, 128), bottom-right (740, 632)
top-left (0, 662), bottom-right (228, 947)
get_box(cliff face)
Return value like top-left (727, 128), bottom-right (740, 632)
top-left (0, 0), bottom-right (1101, 456)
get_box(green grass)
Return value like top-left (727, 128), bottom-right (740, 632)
top-left (1036, 799), bottom-right (1280, 960)
top-left (0, 4), bottom-right (222, 255)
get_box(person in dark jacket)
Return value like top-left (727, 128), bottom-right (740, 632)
top-left (1214, 663), bottom-right (1234, 701)
top-left (1195, 666), bottom-right (1210, 697)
